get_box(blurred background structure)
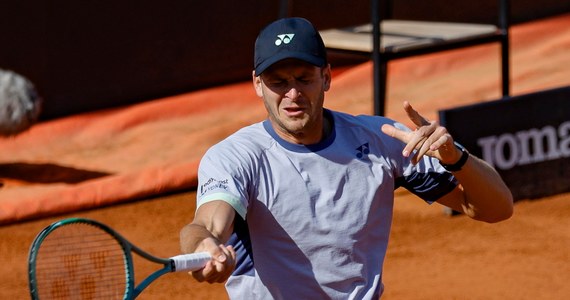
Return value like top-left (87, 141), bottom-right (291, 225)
top-left (1, 0), bottom-right (569, 120)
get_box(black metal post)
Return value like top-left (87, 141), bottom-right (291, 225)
top-left (499, 0), bottom-right (510, 98)
top-left (371, 0), bottom-right (384, 115)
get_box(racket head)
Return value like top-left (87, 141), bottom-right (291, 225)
top-left (28, 218), bottom-right (135, 299)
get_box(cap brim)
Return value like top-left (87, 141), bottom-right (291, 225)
top-left (255, 52), bottom-right (326, 76)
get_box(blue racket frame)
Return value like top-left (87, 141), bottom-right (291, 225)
top-left (28, 217), bottom-right (178, 299)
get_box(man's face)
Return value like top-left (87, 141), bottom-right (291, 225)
top-left (253, 59), bottom-right (331, 145)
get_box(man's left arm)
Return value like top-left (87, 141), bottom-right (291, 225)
top-left (434, 145), bottom-right (513, 223)
top-left (382, 101), bottom-right (513, 223)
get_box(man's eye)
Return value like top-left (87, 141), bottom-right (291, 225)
top-left (269, 80), bottom-right (286, 86)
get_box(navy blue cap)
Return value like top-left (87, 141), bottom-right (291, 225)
top-left (254, 17), bottom-right (327, 75)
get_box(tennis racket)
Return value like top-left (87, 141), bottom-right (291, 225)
top-left (28, 217), bottom-right (211, 299)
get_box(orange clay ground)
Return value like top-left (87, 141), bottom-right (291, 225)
top-left (1, 14), bottom-right (570, 299)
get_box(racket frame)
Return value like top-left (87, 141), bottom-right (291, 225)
top-left (28, 217), bottom-right (187, 299)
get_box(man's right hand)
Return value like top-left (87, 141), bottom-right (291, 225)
top-left (191, 238), bottom-right (236, 283)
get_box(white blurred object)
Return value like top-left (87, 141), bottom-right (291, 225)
top-left (0, 69), bottom-right (42, 136)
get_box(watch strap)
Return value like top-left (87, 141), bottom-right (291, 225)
top-left (441, 142), bottom-right (469, 172)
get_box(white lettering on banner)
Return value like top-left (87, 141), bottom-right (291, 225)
top-left (477, 121), bottom-right (570, 170)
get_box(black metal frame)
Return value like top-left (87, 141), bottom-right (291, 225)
top-left (278, 0), bottom-right (510, 116)
top-left (370, 0), bottom-right (511, 115)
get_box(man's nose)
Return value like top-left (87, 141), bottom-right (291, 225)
top-left (285, 86), bottom-right (300, 100)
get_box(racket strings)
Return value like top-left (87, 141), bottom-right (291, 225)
top-left (34, 223), bottom-right (129, 299)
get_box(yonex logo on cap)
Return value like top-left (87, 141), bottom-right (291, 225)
top-left (275, 34), bottom-right (295, 46)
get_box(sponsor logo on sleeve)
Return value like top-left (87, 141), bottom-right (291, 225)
top-left (199, 178), bottom-right (230, 195)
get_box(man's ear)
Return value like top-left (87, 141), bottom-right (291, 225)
top-left (252, 71), bottom-right (263, 97)
top-left (323, 64), bottom-right (332, 91)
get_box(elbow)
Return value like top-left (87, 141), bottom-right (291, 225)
top-left (470, 206), bottom-right (512, 223)
top-left (490, 185), bottom-right (515, 223)
top-left (475, 193), bottom-right (514, 223)
top-left (497, 190), bottom-right (515, 222)
top-left (482, 205), bottom-right (513, 223)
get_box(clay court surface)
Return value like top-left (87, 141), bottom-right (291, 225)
top-left (2, 15), bottom-right (570, 299)
top-left (2, 190), bottom-right (569, 299)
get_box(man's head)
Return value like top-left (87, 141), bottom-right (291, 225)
top-left (254, 17), bottom-right (327, 76)
top-left (252, 18), bottom-right (331, 145)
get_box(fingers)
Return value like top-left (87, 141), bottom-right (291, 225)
top-left (381, 101), bottom-right (431, 141)
top-left (404, 124), bottom-right (437, 164)
top-left (382, 120), bottom-right (453, 164)
top-left (380, 124), bottom-right (404, 140)
top-left (428, 130), bottom-right (452, 151)
top-left (403, 101), bottom-right (430, 128)
top-left (212, 245), bottom-right (236, 283)
top-left (383, 101), bottom-right (458, 164)
top-left (191, 244), bottom-right (236, 283)
top-left (382, 123), bottom-right (426, 164)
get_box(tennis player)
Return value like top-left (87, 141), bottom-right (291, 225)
top-left (180, 17), bottom-right (513, 299)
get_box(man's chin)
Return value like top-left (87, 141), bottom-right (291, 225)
top-left (282, 119), bottom-right (308, 132)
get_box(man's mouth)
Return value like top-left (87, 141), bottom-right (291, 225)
top-left (283, 106), bottom-right (304, 117)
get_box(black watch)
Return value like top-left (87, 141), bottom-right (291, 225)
top-left (441, 142), bottom-right (469, 172)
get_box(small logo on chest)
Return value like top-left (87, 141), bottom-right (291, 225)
top-left (356, 142), bottom-right (370, 159)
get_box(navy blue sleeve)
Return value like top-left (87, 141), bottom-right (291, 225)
top-left (395, 171), bottom-right (458, 203)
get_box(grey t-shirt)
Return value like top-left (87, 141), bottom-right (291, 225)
top-left (197, 109), bottom-right (456, 299)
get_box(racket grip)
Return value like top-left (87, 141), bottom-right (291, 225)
top-left (170, 252), bottom-right (212, 272)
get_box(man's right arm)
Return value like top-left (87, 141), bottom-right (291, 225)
top-left (180, 200), bottom-right (237, 283)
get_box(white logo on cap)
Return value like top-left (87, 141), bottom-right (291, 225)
top-left (275, 34), bottom-right (295, 46)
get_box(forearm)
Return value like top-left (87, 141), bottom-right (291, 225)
top-left (452, 154), bottom-right (514, 222)
top-left (179, 201), bottom-right (238, 283)
top-left (180, 223), bottom-right (222, 254)
top-left (180, 200), bottom-right (236, 254)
